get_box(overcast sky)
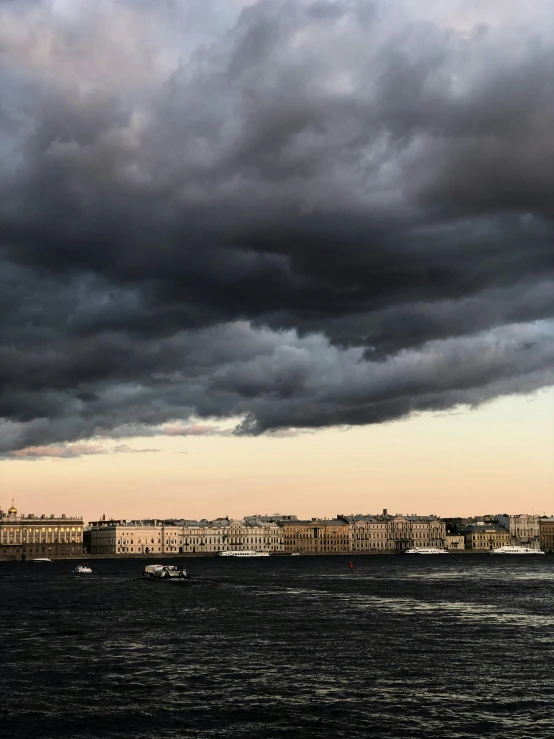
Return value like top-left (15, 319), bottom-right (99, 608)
top-left (1, 0), bottom-right (553, 519)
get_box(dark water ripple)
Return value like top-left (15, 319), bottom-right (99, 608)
top-left (1, 555), bottom-right (553, 738)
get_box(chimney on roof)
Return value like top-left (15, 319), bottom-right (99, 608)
top-left (383, 508), bottom-right (388, 516)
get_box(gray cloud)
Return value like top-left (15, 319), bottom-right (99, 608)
top-left (0, 442), bottom-right (159, 461)
top-left (0, 0), bottom-right (553, 454)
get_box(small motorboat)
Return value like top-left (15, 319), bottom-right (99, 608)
top-left (73, 563), bottom-right (92, 573)
top-left (405, 548), bottom-right (449, 554)
top-left (32, 558), bottom-right (53, 562)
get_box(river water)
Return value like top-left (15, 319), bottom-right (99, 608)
top-left (1, 555), bottom-right (553, 738)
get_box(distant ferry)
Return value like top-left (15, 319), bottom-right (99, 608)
top-left (405, 547), bottom-right (449, 555)
top-left (218, 551), bottom-right (270, 557)
top-left (490, 546), bottom-right (545, 555)
top-left (143, 564), bottom-right (190, 579)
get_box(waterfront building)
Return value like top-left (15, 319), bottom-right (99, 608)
top-left (496, 514), bottom-right (541, 549)
top-left (539, 518), bottom-right (554, 552)
top-left (180, 520), bottom-right (226, 554)
top-left (386, 515), bottom-right (446, 552)
top-left (89, 520), bottom-right (164, 555)
top-left (219, 519), bottom-right (252, 552)
top-left (276, 518), bottom-right (351, 553)
top-left (274, 513), bottom-right (447, 554)
top-left (242, 518), bottom-right (284, 553)
top-left (445, 534), bottom-right (465, 550)
top-left (462, 523), bottom-right (510, 551)
top-left (308, 519), bottom-right (351, 553)
top-left (0, 502), bottom-right (83, 560)
top-left (278, 520), bottom-right (316, 553)
top-left (341, 513), bottom-right (446, 552)
top-left (118, 521), bottom-right (163, 554)
top-left (88, 520), bottom-right (215, 555)
top-left (87, 517), bottom-right (284, 555)
top-left (340, 516), bottom-right (389, 552)
top-left (216, 518), bottom-right (284, 553)
top-left (162, 521), bottom-right (183, 554)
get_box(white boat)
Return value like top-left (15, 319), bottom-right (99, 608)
top-left (290, 553), bottom-right (301, 556)
top-left (143, 564), bottom-right (190, 579)
top-left (490, 546), bottom-right (545, 555)
top-left (32, 558), bottom-right (53, 562)
top-left (218, 550), bottom-right (270, 557)
top-left (405, 548), bottom-right (449, 555)
top-left (73, 564), bottom-right (92, 573)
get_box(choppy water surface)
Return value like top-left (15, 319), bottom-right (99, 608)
top-left (1, 555), bottom-right (553, 738)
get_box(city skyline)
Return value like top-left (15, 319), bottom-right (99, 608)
top-left (4, 504), bottom-right (553, 560)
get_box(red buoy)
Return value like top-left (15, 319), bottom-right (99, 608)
top-left (348, 561), bottom-right (354, 569)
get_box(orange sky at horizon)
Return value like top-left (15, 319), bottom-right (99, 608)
top-left (2, 388), bottom-right (553, 524)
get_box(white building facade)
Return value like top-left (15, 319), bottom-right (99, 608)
top-left (497, 514), bottom-right (542, 549)
top-left (88, 518), bottom-right (284, 555)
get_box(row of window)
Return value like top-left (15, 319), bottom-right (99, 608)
top-left (1, 546), bottom-right (80, 553)
top-left (111, 545), bottom-right (286, 553)
top-left (2, 537), bottom-right (78, 543)
top-left (1, 527), bottom-right (81, 533)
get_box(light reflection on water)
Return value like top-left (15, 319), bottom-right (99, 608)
top-left (1, 555), bottom-right (553, 738)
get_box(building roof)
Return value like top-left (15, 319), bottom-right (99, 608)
top-left (339, 515), bottom-right (379, 523)
top-left (397, 515), bottom-right (440, 522)
top-left (276, 520), bottom-right (314, 526)
top-left (244, 514), bottom-right (298, 522)
top-left (462, 524), bottom-right (509, 533)
top-left (315, 519), bottom-right (349, 526)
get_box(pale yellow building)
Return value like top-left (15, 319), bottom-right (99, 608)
top-left (341, 516), bottom-right (389, 552)
top-left (463, 524), bottom-right (510, 550)
top-left (539, 518), bottom-right (554, 552)
top-left (277, 519), bottom-right (351, 553)
top-left (309, 519), bottom-right (351, 553)
top-left (445, 535), bottom-right (465, 550)
top-left (279, 520), bottom-right (315, 553)
top-left (0, 503), bottom-right (83, 560)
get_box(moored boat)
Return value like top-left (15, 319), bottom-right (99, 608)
top-left (490, 546), bottom-right (545, 555)
top-left (143, 564), bottom-right (190, 579)
top-left (405, 547), bottom-right (449, 554)
top-left (32, 558), bottom-right (53, 562)
top-left (218, 550), bottom-right (270, 557)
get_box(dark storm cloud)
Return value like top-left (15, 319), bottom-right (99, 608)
top-left (1, 0), bottom-right (554, 453)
